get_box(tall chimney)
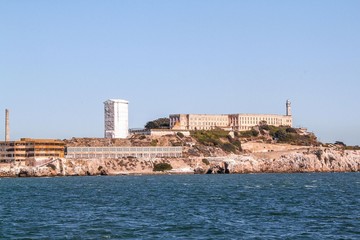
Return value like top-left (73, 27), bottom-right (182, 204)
top-left (5, 109), bottom-right (10, 142)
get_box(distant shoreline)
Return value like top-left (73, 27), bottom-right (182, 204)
top-left (1, 170), bottom-right (359, 179)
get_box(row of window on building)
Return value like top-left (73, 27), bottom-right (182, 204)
top-left (1, 153), bottom-right (62, 157)
top-left (65, 147), bottom-right (183, 159)
top-left (66, 147), bottom-right (182, 153)
top-left (177, 115), bottom-right (291, 130)
top-left (66, 152), bottom-right (181, 159)
top-left (0, 148), bottom-right (65, 152)
top-left (187, 117), bottom-right (281, 126)
top-left (188, 121), bottom-right (227, 126)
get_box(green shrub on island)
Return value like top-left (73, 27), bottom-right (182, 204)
top-left (286, 127), bottom-right (297, 133)
top-left (221, 143), bottom-right (237, 153)
top-left (150, 139), bottom-right (158, 146)
top-left (202, 158), bottom-right (210, 165)
top-left (191, 129), bottom-right (229, 146)
top-left (153, 163), bottom-right (173, 172)
top-left (191, 129), bottom-right (242, 153)
top-left (257, 124), bottom-right (319, 146)
top-left (240, 129), bottom-right (259, 137)
top-left (171, 142), bottom-right (182, 147)
top-left (232, 140), bottom-right (242, 149)
top-left (345, 145), bottom-right (360, 150)
top-left (271, 127), bottom-right (318, 146)
top-left (259, 123), bottom-right (270, 131)
top-left (47, 163), bottom-right (56, 171)
top-left (332, 141), bottom-right (360, 150)
top-left (192, 125), bottom-right (318, 147)
top-left (145, 118), bottom-right (170, 129)
top-left (176, 132), bottom-right (185, 138)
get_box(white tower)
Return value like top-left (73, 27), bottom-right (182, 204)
top-left (104, 99), bottom-right (129, 139)
top-left (286, 100), bottom-right (292, 116)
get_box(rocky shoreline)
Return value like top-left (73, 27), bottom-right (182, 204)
top-left (1, 147), bottom-right (359, 178)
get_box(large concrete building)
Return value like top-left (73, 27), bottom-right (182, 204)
top-left (170, 100), bottom-right (292, 131)
top-left (104, 99), bottom-right (129, 139)
top-left (0, 138), bottom-right (65, 163)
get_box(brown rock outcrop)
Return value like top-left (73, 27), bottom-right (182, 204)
top-left (206, 148), bottom-right (360, 174)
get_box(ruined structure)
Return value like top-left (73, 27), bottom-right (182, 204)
top-left (0, 138), bottom-right (65, 163)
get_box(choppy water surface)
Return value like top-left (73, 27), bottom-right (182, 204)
top-left (0, 173), bottom-right (359, 239)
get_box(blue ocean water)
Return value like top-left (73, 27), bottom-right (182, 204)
top-left (0, 173), bottom-right (359, 239)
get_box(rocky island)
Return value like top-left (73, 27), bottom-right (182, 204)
top-left (1, 125), bottom-right (359, 177)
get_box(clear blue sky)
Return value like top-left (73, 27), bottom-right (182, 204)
top-left (1, 0), bottom-right (359, 145)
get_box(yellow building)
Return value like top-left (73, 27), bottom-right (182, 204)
top-left (170, 100), bottom-right (292, 131)
top-left (0, 138), bottom-right (65, 163)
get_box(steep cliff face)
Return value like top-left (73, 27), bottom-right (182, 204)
top-left (1, 148), bottom-right (359, 177)
top-left (209, 149), bottom-right (360, 174)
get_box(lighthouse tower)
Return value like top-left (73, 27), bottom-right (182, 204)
top-left (286, 100), bottom-right (292, 116)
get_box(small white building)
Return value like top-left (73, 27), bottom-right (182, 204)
top-left (104, 99), bottom-right (129, 139)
